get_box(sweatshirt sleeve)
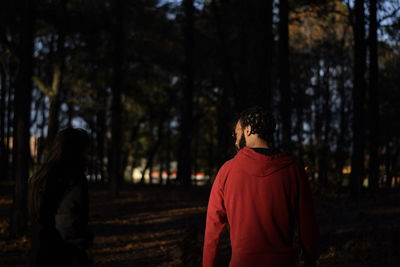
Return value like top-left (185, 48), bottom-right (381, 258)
top-left (296, 167), bottom-right (319, 267)
top-left (203, 163), bottom-right (229, 267)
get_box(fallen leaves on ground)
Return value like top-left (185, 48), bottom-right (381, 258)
top-left (1, 181), bottom-right (400, 266)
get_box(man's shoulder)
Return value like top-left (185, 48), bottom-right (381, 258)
top-left (223, 158), bottom-right (235, 167)
top-left (214, 159), bottom-right (235, 179)
top-left (220, 158), bottom-right (236, 171)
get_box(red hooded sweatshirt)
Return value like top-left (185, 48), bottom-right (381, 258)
top-left (203, 147), bottom-right (319, 267)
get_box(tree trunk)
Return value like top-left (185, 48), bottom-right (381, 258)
top-left (384, 143), bottom-right (391, 188)
top-left (350, 0), bottom-right (367, 196)
top-left (46, 90), bottom-right (61, 145)
top-left (165, 120), bottom-right (172, 185)
top-left (238, 0), bottom-right (251, 108)
top-left (126, 118), bottom-right (144, 184)
top-left (335, 66), bottom-right (349, 184)
top-left (368, 0), bottom-right (379, 191)
top-left (0, 67), bottom-right (7, 179)
top-left (295, 86), bottom-right (304, 165)
top-left (6, 77), bottom-right (13, 180)
top-left (216, 88), bottom-right (233, 169)
top-left (314, 60), bottom-right (323, 182)
top-left (318, 64), bottom-right (331, 185)
top-left (211, 1), bottom-right (236, 168)
top-left (37, 96), bottom-right (46, 164)
top-left (67, 94), bottom-right (74, 128)
top-left (159, 151), bottom-right (165, 185)
top-left (257, 0), bottom-right (273, 112)
top-left (30, 90), bottom-right (44, 165)
top-left (10, 0), bottom-right (35, 237)
top-left (45, 0), bottom-right (66, 147)
top-left (384, 139), bottom-right (398, 188)
top-left (87, 118), bottom-right (96, 180)
top-left (141, 119), bottom-right (164, 184)
top-left (110, 0), bottom-right (124, 196)
top-left (211, 0), bottom-right (240, 109)
top-left (177, 0), bottom-right (195, 186)
top-left (278, 0), bottom-right (291, 149)
top-left (193, 131), bottom-right (199, 186)
top-left (96, 109), bottom-right (106, 181)
top-left (207, 122), bottom-right (215, 184)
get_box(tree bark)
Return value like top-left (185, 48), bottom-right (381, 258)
top-left (257, 0), bottom-right (273, 113)
top-left (216, 88), bottom-right (233, 169)
top-left (314, 60), bottom-right (323, 182)
top-left (211, 0), bottom-right (240, 109)
top-left (141, 119), bottom-right (163, 184)
top-left (6, 75), bottom-right (13, 180)
top-left (96, 109), bottom-right (106, 181)
top-left (335, 66), bottom-right (349, 184)
top-left (165, 120), bottom-right (172, 185)
top-left (318, 64), bottom-right (331, 185)
top-left (350, 0), bottom-right (367, 196)
top-left (368, 0), bottom-right (379, 191)
top-left (110, 0), bottom-right (124, 196)
top-left (295, 84), bottom-right (304, 165)
top-left (36, 0), bottom-right (66, 149)
top-left (279, 0), bottom-right (291, 149)
top-left (45, 65), bottom-right (62, 146)
top-left (177, 0), bottom-right (195, 186)
top-left (10, 0), bottom-right (35, 237)
top-left (0, 67), bottom-right (7, 179)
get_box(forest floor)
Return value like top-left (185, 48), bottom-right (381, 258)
top-left (1, 181), bottom-right (400, 267)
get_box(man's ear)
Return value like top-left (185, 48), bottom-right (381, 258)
top-left (244, 125), bottom-right (252, 136)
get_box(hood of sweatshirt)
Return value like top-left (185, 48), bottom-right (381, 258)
top-left (234, 146), bottom-right (295, 177)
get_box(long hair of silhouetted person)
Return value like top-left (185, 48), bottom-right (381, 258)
top-left (28, 128), bottom-right (90, 223)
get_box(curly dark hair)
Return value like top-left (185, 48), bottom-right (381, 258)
top-left (238, 106), bottom-right (276, 143)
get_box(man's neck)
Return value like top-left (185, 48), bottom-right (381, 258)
top-left (247, 139), bottom-right (269, 149)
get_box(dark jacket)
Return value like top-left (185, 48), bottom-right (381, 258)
top-left (203, 147), bottom-right (319, 267)
top-left (30, 172), bottom-right (91, 267)
top-left (56, 173), bottom-right (92, 247)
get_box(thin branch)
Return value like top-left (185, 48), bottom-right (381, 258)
top-left (378, 6), bottom-right (400, 23)
top-left (51, 64), bottom-right (61, 95)
top-left (32, 76), bottom-right (51, 97)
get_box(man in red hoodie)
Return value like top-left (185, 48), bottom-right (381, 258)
top-left (203, 107), bottom-right (319, 267)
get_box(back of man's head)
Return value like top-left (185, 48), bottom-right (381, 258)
top-left (238, 106), bottom-right (276, 144)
